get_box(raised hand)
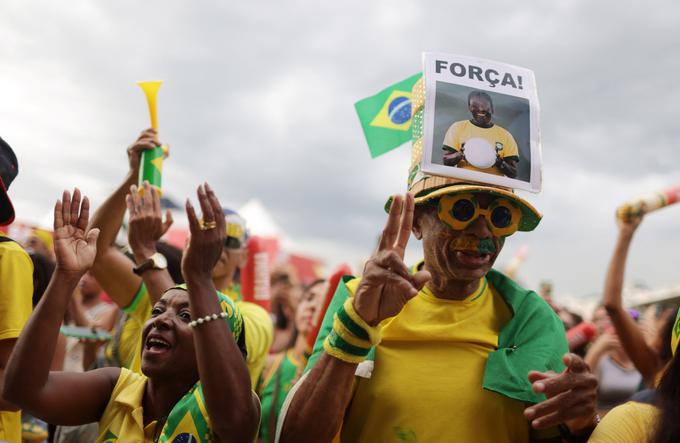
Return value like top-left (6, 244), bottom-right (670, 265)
top-left (524, 353), bottom-right (598, 432)
top-left (616, 212), bottom-right (643, 237)
top-left (125, 181), bottom-right (173, 261)
top-left (127, 128), bottom-right (160, 175)
top-left (53, 189), bottom-right (100, 277)
top-left (353, 193), bottom-right (431, 326)
top-left (182, 183), bottom-right (226, 280)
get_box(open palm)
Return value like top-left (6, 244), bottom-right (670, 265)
top-left (53, 189), bottom-right (100, 275)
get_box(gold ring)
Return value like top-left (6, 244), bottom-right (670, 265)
top-left (200, 220), bottom-right (217, 230)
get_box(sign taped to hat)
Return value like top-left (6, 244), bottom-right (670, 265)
top-left (419, 53), bottom-right (542, 192)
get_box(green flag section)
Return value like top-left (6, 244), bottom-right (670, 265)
top-left (354, 73), bottom-right (422, 158)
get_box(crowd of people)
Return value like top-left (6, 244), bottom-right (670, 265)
top-left (0, 121), bottom-right (678, 443)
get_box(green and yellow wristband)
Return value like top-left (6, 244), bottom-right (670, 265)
top-left (323, 298), bottom-right (381, 364)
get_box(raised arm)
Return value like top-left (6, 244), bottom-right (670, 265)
top-left (3, 189), bottom-right (119, 425)
top-left (603, 215), bottom-right (660, 385)
top-left (279, 194), bottom-right (430, 442)
top-left (183, 183), bottom-right (259, 442)
top-left (89, 129), bottom-right (158, 307)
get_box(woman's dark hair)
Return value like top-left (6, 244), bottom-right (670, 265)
top-left (156, 241), bottom-right (184, 284)
top-left (652, 346), bottom-right (680, 443)
top-left (29, 253), bottom-right (55, 307)
top-left (658, 308), bottom-right (678, 363)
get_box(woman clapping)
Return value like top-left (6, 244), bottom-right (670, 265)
top-left (4, 184), bottom-right (259, 442)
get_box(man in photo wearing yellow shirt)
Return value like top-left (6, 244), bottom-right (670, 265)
top-left (0, 137), bottom-right (33, 442)
top-left (442, 90), bottom-right (520, 178)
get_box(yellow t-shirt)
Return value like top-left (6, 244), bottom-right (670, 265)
top-left (0, 236), bottom-right (33, 442)
top-left (237, 300), bottom-right (274, 388)
top-left (96, 368), bottom-right (157, 442)
top-left (443, 119), bottom-right (519, 176)
top-left (101, 285), bottom-right (153, 374)
top-left (220, 286), bottom-right (274, 388)
top-left (588, 401), bottom-right (658, 443)
top-left (341, 278), bottom-right (539, 443)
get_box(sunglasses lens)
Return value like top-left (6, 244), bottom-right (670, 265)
top-left (451, 199), bottom-right (475, 222)
top-left (490, 206), bottom-right (512, 228)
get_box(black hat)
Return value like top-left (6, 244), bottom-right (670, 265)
top-left (0, 137), bottom-right (18, 226)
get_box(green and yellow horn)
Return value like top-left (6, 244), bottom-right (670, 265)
top-left (137, 80), bottom-right (165, 194)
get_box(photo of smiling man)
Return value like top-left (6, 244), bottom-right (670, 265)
top-left (442, 90), bottom-right (519, 178)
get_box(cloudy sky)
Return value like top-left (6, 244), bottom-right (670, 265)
top-left (1, 0), bottom-right (679, 301)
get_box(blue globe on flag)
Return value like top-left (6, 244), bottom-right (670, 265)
top-left (387, 96), bottom-right (412, 125)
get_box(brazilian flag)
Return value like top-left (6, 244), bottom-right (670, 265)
top-left (354, 73), bottom-right (422, 158)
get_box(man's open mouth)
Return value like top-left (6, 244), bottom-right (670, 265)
top-left (454, 250), bottom-right (491, 267)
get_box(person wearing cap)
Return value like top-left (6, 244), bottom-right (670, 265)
top-left (588, 308), bottom-right (680, 442)
top-left (0, 136), bottom-right (34, 442)
top-left (3, 186), bottom-right (260, 443)
top-left (86, 129), bottom-right (272, 385)
top-left (278, 88), bottom-right (598, 442)
top-left (25, 227), bottom-right (55, 260)
top-left (442, 90), bottom-right (519, 178)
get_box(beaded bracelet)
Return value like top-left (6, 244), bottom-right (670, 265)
top-left (189, 311), bottom-right (228, 328)
top-left (323, 298), bottom-right (382, 364)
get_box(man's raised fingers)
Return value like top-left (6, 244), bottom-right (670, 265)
top-left (378, 195), bottom-right (403, 251)
top-left (394, 193), bottom-right (414, 256)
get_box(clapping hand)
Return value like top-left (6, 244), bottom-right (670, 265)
top-left (53, 189), bottom-right (100, 278)
top-left (181, 183), bottom-right (226, 280)
top-left (126, 181), bottom-right (173, 261)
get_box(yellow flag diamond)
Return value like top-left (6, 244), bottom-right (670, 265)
top-left (150, 156), bottom-right (163, 174)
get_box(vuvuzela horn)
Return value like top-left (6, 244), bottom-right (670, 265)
top-left (617, 185), bottom-right (680, 220)
top-left (137, 80), bottom-right (165, 194)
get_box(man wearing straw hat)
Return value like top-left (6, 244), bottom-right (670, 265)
top-left (277, 90), bottom-right (599, 442)
top-left (0, 136), bottom-right (34, 442)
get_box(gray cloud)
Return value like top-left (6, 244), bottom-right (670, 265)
top-left (2, 0), bottom-right (679, 301)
